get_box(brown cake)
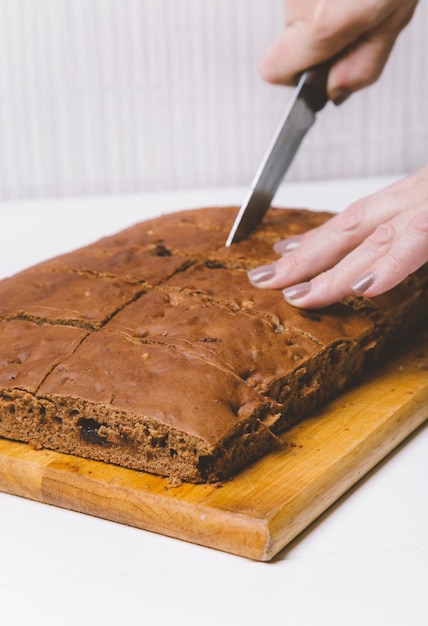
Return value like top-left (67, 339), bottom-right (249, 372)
top-left (0, 206), bottom-right (427, 482)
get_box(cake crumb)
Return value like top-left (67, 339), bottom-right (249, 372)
top-left (29, 440), bottom-right (43, 451)
top-left (166, 476), bottom-right (183, 489)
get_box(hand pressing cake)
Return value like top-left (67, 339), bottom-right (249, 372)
top-left (0, 207), bottom-right (427, 482)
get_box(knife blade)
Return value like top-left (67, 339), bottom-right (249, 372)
top-left (225, 68), bottom-right (329, 246)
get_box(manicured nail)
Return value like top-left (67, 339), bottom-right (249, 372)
top-left (283, 281), bottom-right (311, 302)
top-left (274, 236), bottom-right (301, 255)
top-left (331, 88), bottom-right (351, 106)
top-left (248, 263), bottom-right (276, 285)
top-left (351, 271), bottom-right (375, 294)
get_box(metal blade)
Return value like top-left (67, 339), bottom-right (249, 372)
top-left (225, 71), bottom-right (325, 246)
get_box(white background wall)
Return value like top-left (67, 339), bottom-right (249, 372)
top-left (0, 0), bottom-right (427, 200)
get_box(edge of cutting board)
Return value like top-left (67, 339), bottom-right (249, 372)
top-left (0, 333), bottom-right (427, 561)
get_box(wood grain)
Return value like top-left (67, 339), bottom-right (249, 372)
top-left (0, 333), bottom-right (427, 561)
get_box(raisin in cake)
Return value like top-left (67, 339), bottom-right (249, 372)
top-left (0, 207), bottom-right (426, 482)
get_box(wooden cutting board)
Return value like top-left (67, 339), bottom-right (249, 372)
top-left (1, 332), bottom-right (427, 561)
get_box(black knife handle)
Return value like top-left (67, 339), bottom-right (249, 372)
top-left (300, 62), bottom-right (330, 112)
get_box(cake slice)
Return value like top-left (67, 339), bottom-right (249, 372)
top-left (35, 328), bottom-right (280, 482)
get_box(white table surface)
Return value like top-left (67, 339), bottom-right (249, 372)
top-left (1, 177), bottom-right (427, 626)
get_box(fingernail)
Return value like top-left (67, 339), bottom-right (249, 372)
top-left (331, 88), bottom-right (351, 106)
top-left (248, 263), bottom-right (276, 285)
top-left (283, 281), bottom-right (311, 302)
top-left (351, 271), bottom-right (375, 294)
top-left (274, 236), bottom-right (301, 255)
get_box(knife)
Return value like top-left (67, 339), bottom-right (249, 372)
top-left (225, 67), bottom-right (329, 246)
